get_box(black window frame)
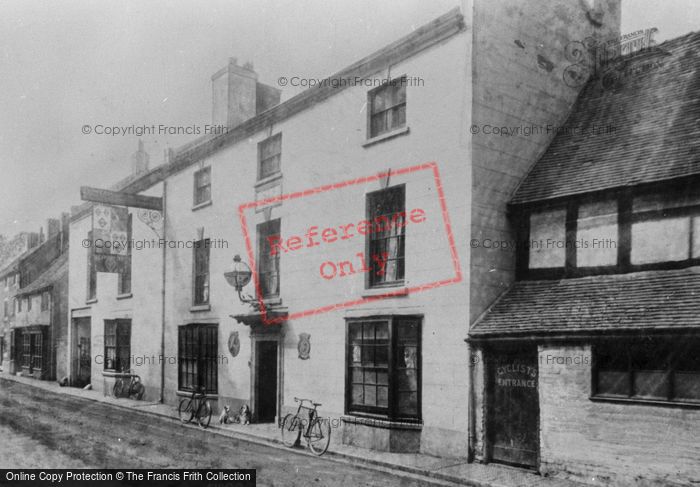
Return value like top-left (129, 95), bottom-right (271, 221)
top-left (257, 133), bottom-right (282, 180)
top-left (193, 166), bottom-right (212, 207)
top-left (515, 180), bottom-right (700, 280)
top-left (367, 77), bottom-right (407, 139)
top-left (592, 337), bottom-right (700, 406)
top-left (345, 316), bottom-right (422, 422)
top-left (366, 185), bottom-right (406, 288)
top-left (40, 291), bottom-right (50, 312)
top-left (257, 219), bottom-right (281, 299)
top-left (178, 323), bottom-right (218, 395)
top-left (193, 238), bottom-right (210, 306)
top-left (104, 319), bottom-right (131, 372)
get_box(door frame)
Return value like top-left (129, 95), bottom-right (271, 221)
top-left (249, 326), bottom-right (284, 425)
top-left (71, 317), bottom-right (92, 387)
top-left (484, 343), bottom-right (541, 470)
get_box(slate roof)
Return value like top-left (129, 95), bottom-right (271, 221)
top-left (511, 31), bottom-right (700, 205)
top-left (469, 267), bottom-right (700, 339)
top-left (15, 252), bottom-right (68, 297)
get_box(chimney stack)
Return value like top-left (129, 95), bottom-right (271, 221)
top-left (211, 58), bottom-right (281, 129)
top-left (46, 218), bottom-right (61, 240)
top-left (131, 139), bottom-right (150, 174)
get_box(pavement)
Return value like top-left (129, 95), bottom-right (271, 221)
top-left (0, 373), bottom-right (588, 487)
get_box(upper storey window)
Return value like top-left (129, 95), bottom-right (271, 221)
top-left (518, 183), bottom-right (700, 279)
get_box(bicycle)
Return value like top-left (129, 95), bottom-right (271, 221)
top-left (280, 397), bottom-right (331, 455)
top-left (112, 368), bottom-right (145, 400)
top-left (178, 385), bottom-right (212, 429)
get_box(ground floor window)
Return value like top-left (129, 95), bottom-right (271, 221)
top-left (346, 316), bottom-right (421, 421)
top-left (178, 323), bottom-right (218, 395)
top-left (104, 320), bottom-right (131, 371)
top-left (594, 337), bottom-right (700, 403)
top-left (16, 328), bottom-right (47, 373)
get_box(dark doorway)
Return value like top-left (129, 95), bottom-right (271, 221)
top-left (73, 318), bottom-right (91, 387)
top-left (487, 345), bottom-right (539, 468)
top-left (255, 340), bottom-right (278, 423)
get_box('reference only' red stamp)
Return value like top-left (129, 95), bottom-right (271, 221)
top-left (238, 162), bottom-right (462, 325)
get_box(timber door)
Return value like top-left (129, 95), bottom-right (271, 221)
top-left (73, 318), bottom-right (91, 387)
top-left (487, 345), bottom-right (539, 468)
top-left (254, 341), bottom-right (278, 423)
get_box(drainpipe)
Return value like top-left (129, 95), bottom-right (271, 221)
top-left (159, 180), bottom-right (167, 404)
top-left (467, 339), bottom-right (476, 462)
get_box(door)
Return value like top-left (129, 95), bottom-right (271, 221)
top-left (73, 318), bottom-right (91, 387)
top-left (487, 345), bottom-right (539, 468)
top-left (255, 341), bottom-right (278, 423)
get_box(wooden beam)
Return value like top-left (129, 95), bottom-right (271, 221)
top-left (80, 186), bottom-right (162, 211)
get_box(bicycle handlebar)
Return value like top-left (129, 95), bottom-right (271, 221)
top-left (294, 397), bottom-right (322, 407)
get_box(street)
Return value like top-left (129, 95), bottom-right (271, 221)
top-left (0, 379), bottom-right (452, 486)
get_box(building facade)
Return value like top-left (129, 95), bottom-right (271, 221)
top-left (469, 30), bottom-right (700, 485)
top-left (2, 216), bottom-right (69, 382)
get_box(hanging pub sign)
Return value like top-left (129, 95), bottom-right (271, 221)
top-left (92, 204), bottom-right (130, 273)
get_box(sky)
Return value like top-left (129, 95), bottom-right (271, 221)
top-left (0, 0), bottom-right (698, 236)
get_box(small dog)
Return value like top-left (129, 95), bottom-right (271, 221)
top-left (218, 405), bottom-right (232, 424)
top-left (238, 404), bottom-right (251, 425)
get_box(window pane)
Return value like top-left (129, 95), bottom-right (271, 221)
top-left (257, 220), bottom-right (280, 298)
top-left (633, 371), bottom-right (669, 399)
top-left (364, 385), bottom-right (376, 406)
top-left (352, 385), bottom-right (363, 405)
top-left (377, 386), bottom-right (389, 408)
top-left (631, 218), bottom-right (690, 264)
top-left (576, 200), bottom-right (618, 267)
top-left (693, 217), bottom-right (700, 259)
top-left (529, 208), bottom-right (566, 268)
top-left (674, 372), bottom-right (700, 401)
top-left (398, 369), bottom-right (418, 391)
top-left (397, 392), bottom-right (417, 415)
top-left (598, 370), bottom-right (629, 396)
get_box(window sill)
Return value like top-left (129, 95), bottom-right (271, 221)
top-left (190, 304), bottom-right (211, 312)
top-left (259, 296), bottom-right (282, 307)
top-left (590, 395), bottom-right (700, 409)
top-left (116, 293), bottom-right (133, 300)
top-left (362, 126), bottom-right (410, 148)
top-left (362, 286), bottom-right (409, 299)
top-left (176, 390), bottom-right (218, 400)
top-left (85, 298), bottom-right (97, 305)
top-left (192, 200), bottom-right (212, 212)
top-left (255, 172), bottom-right (283, 189)
top-left (341, 415), bottom-right (422, 430)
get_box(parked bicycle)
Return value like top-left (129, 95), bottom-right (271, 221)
top-left (280, 397), bottom-right (331, 455)
top-left (112, 368), bottom-right (145, 400)
top-left (178, 385), bottom-right (212, 429)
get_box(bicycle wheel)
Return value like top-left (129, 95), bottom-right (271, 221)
top-left (281, 414), bottom-right (301, 448)
top-left (197, 401), bottom-right (212, 429)
top-left (113, 379), bottom-right (124, 398)
top-left (132, 382), bottom-right (145, 400)
top-left (308, 417), bottom-right (331, 456)
top-left (178, 399), bottom-right (194, 423)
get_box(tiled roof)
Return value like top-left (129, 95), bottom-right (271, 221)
top-left (511, 32), bottom-right (700, 205)
top-left (15, 252), bottom-right (68, 297)
top-left (469, 268), bottom-right (700, 338)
